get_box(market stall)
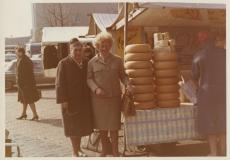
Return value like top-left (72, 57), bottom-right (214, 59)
top-left (106, 2), bottom-right (226, 149)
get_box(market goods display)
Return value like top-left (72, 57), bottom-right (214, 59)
top-left (129, 77), bottom-right (154, 85)
top-left (133, 93), bottom-right (155, 102)
top-left (153, 32), bottom-right (180, 108)
top-left (134, 101), bottom-right (157, 109)
top-left (155, 77), bottom-right (179, 85)
top-left (126, 69), bottom-right (153, 77)
top-left (124, 53), bottom-right (152, 61)
top-left (125, 44), bottom-right (152, 53)
top-left (125, 61), bottom-right (152, 69)
top-left (154, 61), bottom-right (178, 70)
top-left (125, 44), bottom-right (156, 110)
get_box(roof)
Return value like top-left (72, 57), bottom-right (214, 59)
top-left (92, 13), bottom-right (118, 32)
top-left (138, 2), bottom-right (226, 9)
top-left (108, 2), bottom-right (226, 30)
top-left (42, 26), bottom-right (94, 44)
top-left (87, 13), bottom-right (118, 35)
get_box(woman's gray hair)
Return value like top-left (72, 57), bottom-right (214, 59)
top-left (94, 31), bottom-right (113, 49)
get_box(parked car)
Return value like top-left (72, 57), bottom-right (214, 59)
top-left (5, 53), bottom-right (16, 61)
top-left (5, 58), bottom-right (55, 89)
top-left (5, 52), bottom-right (16, 63)
top-left (32, 54), bottom-right (42, 59)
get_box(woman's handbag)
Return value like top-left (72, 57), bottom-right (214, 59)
top-left (85, 130), bottom-right (101, 152)
top-left (83, 130), bottom-right (112, 153)
top-left (121, 88), bottom-right (136, 117)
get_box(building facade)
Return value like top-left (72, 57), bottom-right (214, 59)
top-left (32, 3), bottom-right (118, 42)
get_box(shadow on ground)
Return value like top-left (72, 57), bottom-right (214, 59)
top-left (38, 119), bottom-right (63, 127)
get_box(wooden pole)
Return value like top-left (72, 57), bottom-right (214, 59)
top-left (124, 2), bottom-right (128, 54)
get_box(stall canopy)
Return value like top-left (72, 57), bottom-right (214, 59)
top-left (138, 2), bottom-right (226, 9)
top-left (87, 13), bottom-right (118, 35)
top-left (107, 2), bottom-right (226, 30)
top-left (42, 26), bottom-right (94, 45)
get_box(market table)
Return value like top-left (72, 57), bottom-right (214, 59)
top-left (124, 103), bottom-right (200, 146)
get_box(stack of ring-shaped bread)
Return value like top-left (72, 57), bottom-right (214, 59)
top-left (125, 44), bottom-right (157, 110)
top-left (153, 36), bottom-right (180, 108)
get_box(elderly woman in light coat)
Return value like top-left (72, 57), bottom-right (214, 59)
top-left (87, 32), bottom-right (131, 157)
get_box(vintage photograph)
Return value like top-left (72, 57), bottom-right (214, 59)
top-left (3, 0), bottom-right (227, 157)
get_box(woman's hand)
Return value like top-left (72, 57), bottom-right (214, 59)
top-left (95, 88), bottom-right (105, 96)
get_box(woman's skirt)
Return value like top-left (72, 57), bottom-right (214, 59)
top-left (92, 96), bottom-right (121, 130)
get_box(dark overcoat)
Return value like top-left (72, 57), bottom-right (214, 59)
top-left (56, 56), bottom-right (93, 137)
top-left (192, 41), bottom-right (226, 135)
top-left (16, 55), bottom-right (40, 104)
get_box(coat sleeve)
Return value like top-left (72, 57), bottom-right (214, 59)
top-left (17, 58), bottom-right (30, 88)
top-left (55, 61), bottom-right (68, 104)
top-left (119, 58), bottom-right (129, 86)
top-left (17, 60), bottom-right (24, 88)
top-left (87, 60), bottom-right (99, 92)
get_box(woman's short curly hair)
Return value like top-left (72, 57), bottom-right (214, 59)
top-left (94, 31), bottom-right (113, 50)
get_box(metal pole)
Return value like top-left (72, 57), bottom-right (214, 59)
top-left (124, 2), bottom-right (128, 53)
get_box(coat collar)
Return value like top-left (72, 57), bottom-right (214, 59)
top-left (95, 53), bottom-right (113, 64)
top-left (67, 55), bottom-right (87, 69)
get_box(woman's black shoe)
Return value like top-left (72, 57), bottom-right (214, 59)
top-left (16, 114), bottom-right (27, 120)
top-left (30, 115), bottom-right (39, 121)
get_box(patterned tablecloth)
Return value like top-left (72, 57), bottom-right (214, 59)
top-left (124, 103), bottom-right (200, 146)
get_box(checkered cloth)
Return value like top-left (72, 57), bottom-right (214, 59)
top-left (124, 104), bottom-right (200, 146)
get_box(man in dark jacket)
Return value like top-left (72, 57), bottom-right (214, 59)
top-left (56, 38), bottom-right (93, 157)
top-left (192, 31), bottom-right (226, 156)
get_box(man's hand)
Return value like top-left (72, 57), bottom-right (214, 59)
top-left (95, 88), bottom-right (105, 96)
top-left (61, 102), bottom-right (68, 110)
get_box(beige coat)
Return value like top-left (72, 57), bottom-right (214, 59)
top-left (87, 53), bottom-right (128, 97)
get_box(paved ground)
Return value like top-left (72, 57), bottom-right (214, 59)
top-left (5, 87), bottom-right (101, 157)
top-left (5, 87), bottom-right (212, 157)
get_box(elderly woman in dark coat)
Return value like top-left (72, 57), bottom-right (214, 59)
top-left (56, 38), bottom-right (93, 157)
top-left (15, 46), bottom-right (40, 121)
top-left (192, 31), bottom-right (226, 156)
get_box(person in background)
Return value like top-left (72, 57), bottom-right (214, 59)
top-left (87, 31), bottom-right (132, 157)
top-left (56, 38), bottom-right (93, 157)
top-left (86, 42), bottom-right (96, 54)
top-left (83, 46), bottom-right (95, 60)
top-left (192, 31), bottom-right (226, 156)
top-left (15, 46), bottom-right (40, 121)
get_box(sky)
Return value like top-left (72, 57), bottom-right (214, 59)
top-left (2, 0), bottom-right (32, 38)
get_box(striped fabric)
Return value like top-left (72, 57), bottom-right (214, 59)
top-left (124, 104), bottom-right (200, 146)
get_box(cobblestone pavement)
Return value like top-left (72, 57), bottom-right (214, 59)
top-left (5, 88), bottom-right (100, 157)
top-left (5, 87), bottom-right (211, 157)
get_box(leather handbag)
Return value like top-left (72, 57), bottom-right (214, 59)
top-left (121, 88), bottom-right (136, 117)
top-left (83, 130), bottom-right (112, 154)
